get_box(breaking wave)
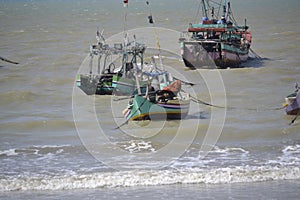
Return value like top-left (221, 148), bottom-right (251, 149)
top-left (0, 145), bottom-right (72, 157)
top-left (1, 166), bottom-right (299, 191)
top-left (1, 144), bottom-right (300, 192)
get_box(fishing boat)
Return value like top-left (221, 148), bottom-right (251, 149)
top-left (123, 68), bottom-right (190, 121)
top-left (284, 83), bottom-right (300, 115)
top-left (179, 0), bottom-right (252, 69)
top-left (76, 31), bottom-right (148, 95)
top-left (122, 1), bottom-right (190, 121)
top-left (76, 38), bottom-right (121, 95)
top-left (77, 1), bottom-right (152, 95)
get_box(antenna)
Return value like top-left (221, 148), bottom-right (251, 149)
top-left (96, 28), bottom-right (106, 44)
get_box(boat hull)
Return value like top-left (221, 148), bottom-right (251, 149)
top-left (124, 95), bottom-right (190, 121)
top-left (76, 74), bottom-right (114, 95)
top-left (181, 41), bottom-right (249, 69)
top-left (112, 75), bottom-right (149, 96)
top-left (285, 92), bottom-right (300, 115)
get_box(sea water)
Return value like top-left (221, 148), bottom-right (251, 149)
top-left (0, 0), bottom-right (300, 199)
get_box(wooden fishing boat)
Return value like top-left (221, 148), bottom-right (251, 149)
top-left (179, 0), bottom-right (252, 69)
top-left (76, 41), bottom-right (124, 95)
top-left (122, 1), bottom-right (191, 121)
top-left (77, 1), bottom-right (153, 96)
top-left (123, 78), bottom-right (190, 121)
top-left (284, 84), bottom-right (300, 115)
top-left (76, 32), bottom-right (149, 95)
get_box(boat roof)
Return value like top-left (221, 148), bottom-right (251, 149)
top-left (189, 23), bottom-right (245, 32)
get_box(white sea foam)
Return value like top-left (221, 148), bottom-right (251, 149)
top-left (282, 144), bottom-right (300, 155)
top-left (122, 140), bottom-right (156, 153)
top-left (0, 145), bottom-right (71, 157)
top-left (279, 144), bottom-right (300, 165)
top-left (1, 166), bottom-right (300, 191)
top-left (0, 149), bottom-right (18, 156)
top-left (170, 146), bottom-right (251, 168)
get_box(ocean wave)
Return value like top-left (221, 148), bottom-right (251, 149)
top-left (170, 144), bottom-right (300, 169)
top-left (119, 140), bottom-right (156, 153)
top-left (0, 166), bottom-right (299, 191)
top-left (0, 145), bottom-right (72, 157)
top-left (279, 144), bottom-right (300, 165)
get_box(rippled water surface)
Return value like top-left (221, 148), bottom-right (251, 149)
top-left (0, 0), bottom-right (299, 199)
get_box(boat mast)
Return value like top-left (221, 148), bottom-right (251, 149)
top-left (89, 45), bottom-right (93, 76)
top-left (223, 0), bottom-right (226, 18)
top-left (122, 0), bottom-right (129, 78)
top-left (146, 1), bottom-right (163, 70)
top-left (202, 0), bottom-right (208, 18)
top-left (133, 35), bottom-right (141, 95)
top-left (225, 1), bottom-right (230, 22)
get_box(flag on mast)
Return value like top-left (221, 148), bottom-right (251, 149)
top-left (123, 0), bottom-right (128, 7)
top-left (148, 15), bottom-right (153, 24)
top-left (146, 1), bottom-right (153, 24)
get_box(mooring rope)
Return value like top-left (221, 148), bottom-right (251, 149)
top-left (0, 56), bottom-right (19, 64)
top-left (289, 110), bottom-right (300, 126)
top-left (249, 48), bottom-right (262, 59)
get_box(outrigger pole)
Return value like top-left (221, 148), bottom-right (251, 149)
top-left (202, 0), bottom-right (208, 18)
top-left (146, 1), bottom-right (163, 69)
